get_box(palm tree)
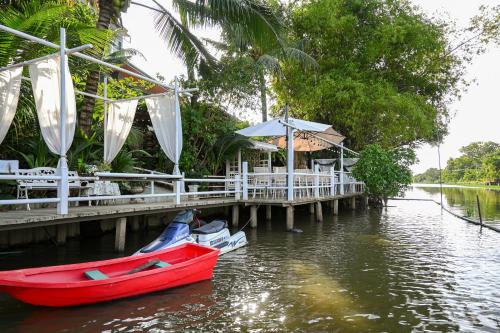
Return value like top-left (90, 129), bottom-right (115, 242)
top-left (79, 0), bottom-right (132, 136)
top-left (77, 0), bottom-right (282, 134)
top-left (0, 0), bottom-right (113, 161)
top-left (209, 14), bottom-right (317, 122)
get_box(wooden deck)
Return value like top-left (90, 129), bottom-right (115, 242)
top-left (0, 197), bottom-right (237, 231)
top-left (0, 192), bottom-right (364, 231)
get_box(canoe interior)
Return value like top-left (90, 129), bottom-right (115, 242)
top-left (6, 244), bottom-right (214, 283)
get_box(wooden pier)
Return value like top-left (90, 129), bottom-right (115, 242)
top-left (0, 192), bottom-right (364, 251)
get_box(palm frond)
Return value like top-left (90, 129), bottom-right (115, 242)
top-left (152, 0), bottom-right (217, 68)
top-left (256, 54), bottom-right (282, 77)
top-left (280, 47), bottom-right (318, 71)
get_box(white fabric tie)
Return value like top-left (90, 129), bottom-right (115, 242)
top-left (0, 67), bottom-right (22, 144)
top-left (145, 95), bottom-right (182, 173)
top-left (29, 55), bottom-right (76, 155)
top-left (104, 100), bottom-right (138, 163)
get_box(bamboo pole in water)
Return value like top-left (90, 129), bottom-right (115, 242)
top-left (476, 195), bottom-right (483, 229)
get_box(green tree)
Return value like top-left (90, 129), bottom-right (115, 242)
top-left (273, 0), bottom-right (467, 150)
top-left (439, 141), bottom-right (499, 184)
top-left (481, 151), bottom-right (500, 184)
top-left (353, 144), bottom-right (415, 206)
top-left (413, 168), bottom-right (441, 184)
top-left (459, 141), bottom-right (500, 163)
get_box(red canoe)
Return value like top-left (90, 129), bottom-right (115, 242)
top-left (0, 243), bottom-right (219, 307)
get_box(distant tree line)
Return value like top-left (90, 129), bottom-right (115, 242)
top-left (414, 141), bottom-right (500, 185)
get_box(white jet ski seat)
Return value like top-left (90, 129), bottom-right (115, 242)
top-left (192, 220), bottom-right (227, 234)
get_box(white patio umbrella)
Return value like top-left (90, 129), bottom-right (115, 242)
top-left (236, 116), bottom-right (344, 201)
top-left (236, 117), bottom-right (345, 152)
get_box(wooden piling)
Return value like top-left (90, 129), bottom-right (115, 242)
top-left (129, 216), bottom-right (140, 231)
top-left (316, 201), bottom-right (323, 222)
top-left (250, 206), bottom-right (258, 228)
top-left (114, 217), bottom-right (127, 252)
top-left (309, 203), bottom-right (315, 215)
top-left (232, 205), bottom-right (240, 227)
top-left (351, 197), bottom-right (356, 210)
top-left (477, 195), bottom-right (483, 229)
top-left (266, 205), bottom-right (272, 220)
top-left (0, 231), bottom-right (8, 248)
top-left (333, 200), bottom-right (339, 215)
top-left (56, 224), bottom-right (67, 245)
top-left (286, 206), bottom-right (294, 231)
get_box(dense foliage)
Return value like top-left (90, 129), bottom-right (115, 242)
top-left (273, 0), bottom-right (467, 150)
top-left (412, 168), bottom-right (441, 184)
top-left (353, 145), bottom-right (416, 205)
top-left (414, 141), bottom-right (500, 185)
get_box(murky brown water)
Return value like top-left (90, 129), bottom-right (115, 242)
top-left (1, 188), bottom-right (499, 332)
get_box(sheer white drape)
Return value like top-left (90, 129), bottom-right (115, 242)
top-left (0, 67), bottom-right (22, 144)
top-left (104, 100), bottom-right (138, 163)
top-left (145, 95), bottom-right (182, 173)
top-left (29, 55), bottom-right (76, 155)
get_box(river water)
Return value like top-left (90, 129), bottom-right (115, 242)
top-left (411, 185), bottom-right (500, 227)
top-left (0, 188), bottom-right (499, 332)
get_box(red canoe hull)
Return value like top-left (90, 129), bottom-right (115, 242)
top-left (0, 243), bottom-right (219, 307)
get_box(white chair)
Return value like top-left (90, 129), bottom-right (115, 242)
top-left (294, 169), bottom-right (312, 198)
top-left (272, 167), bottom-right (287, 199)
top-left (252, 167), bottom-right (270, 199)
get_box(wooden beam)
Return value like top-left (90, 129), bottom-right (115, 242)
top-left (232, 205), bottom-right (240, 227)
top-left (266, 205), bottom-right (272, 220)
top-left (115, 217), bottom-right (127, 252)
top-left (56, 224), bottom-right (67, 245)
top-left (286, 206), bottom-right (294, 231)
top-left (316, 201), bottom-right (323, 222)
top-left (250, 206), bottom-right (258, 228)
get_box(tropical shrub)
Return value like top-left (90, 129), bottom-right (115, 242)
top-left (353, 144), bottom-right (416, 206)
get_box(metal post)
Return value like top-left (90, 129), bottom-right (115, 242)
top-left (175, 178), bottom-right (181, 204)
top-left (103, 76), bottom-right (108, 161)
top-left (150, 170), bottom-right (155, 195)
top-left (285, 105), bottom-right (294, 201)
top-left (314, 164), bottom-right (320, 199)
top-left (238, 149), bottom-right (242, 175)
top-left (267, 151), bottom-right (272, 173)
top-left (57, 28), bottom-right (69, 215)
top-left (330, 168), bottom-right (335, 196)
top-left (173, 76), bottom-right (181, 175)
top-left (340, 142), bottom-right (344, 195)
top-left (438, 144), bottom-right (443, 208)
top-left (242, 162), bottom-right (249, 200)
top-left (234, 174), bottom-right (241, 200)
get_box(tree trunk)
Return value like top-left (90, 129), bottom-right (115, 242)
top-left (258, 70), bottom-right (267, 122)
top-left (187, 65), bottom-right (198, 107)
top-left (79, 0), bottom-right (114, 136)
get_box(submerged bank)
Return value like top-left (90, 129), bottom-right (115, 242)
top-left (1, 189), bottom-right (499, 332)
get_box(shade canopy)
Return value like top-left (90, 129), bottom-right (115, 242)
top-left (236, 117), bottom-right (344, 152)
top-left (249, 139), bottom-right (279, 152)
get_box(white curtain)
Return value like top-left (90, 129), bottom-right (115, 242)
top-left (145, 95), bottom-right (182, 174)
top-left (104, 100), bottom-right (138, 163)
top-left (29, 55), bottom-right (76, 155)
top-left (0, 67), bottom-right (22, 144)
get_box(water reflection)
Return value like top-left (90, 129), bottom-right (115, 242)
top-left (412, 185), bottom-right (500, 223)
top-left (1, 192), bottom-right (499, 332)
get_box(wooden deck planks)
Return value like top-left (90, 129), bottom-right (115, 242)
top-left (0, 193), bottom-right (363, 231)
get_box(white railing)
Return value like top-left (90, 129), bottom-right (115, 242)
top-left (240, 163), bottom-right (364, 201)
top-left (0, 169), bottom-right (245, 212)
top-left (0, 164), bottom-right (363, 213)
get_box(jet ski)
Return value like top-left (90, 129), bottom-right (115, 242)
top-left (135, 210), bottom-right (247, 255)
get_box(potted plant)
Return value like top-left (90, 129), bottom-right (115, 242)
top-left (186, 170), bottom-right (202, 197)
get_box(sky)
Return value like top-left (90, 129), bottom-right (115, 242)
top-left (122, 0), bottom-right (500, 174)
